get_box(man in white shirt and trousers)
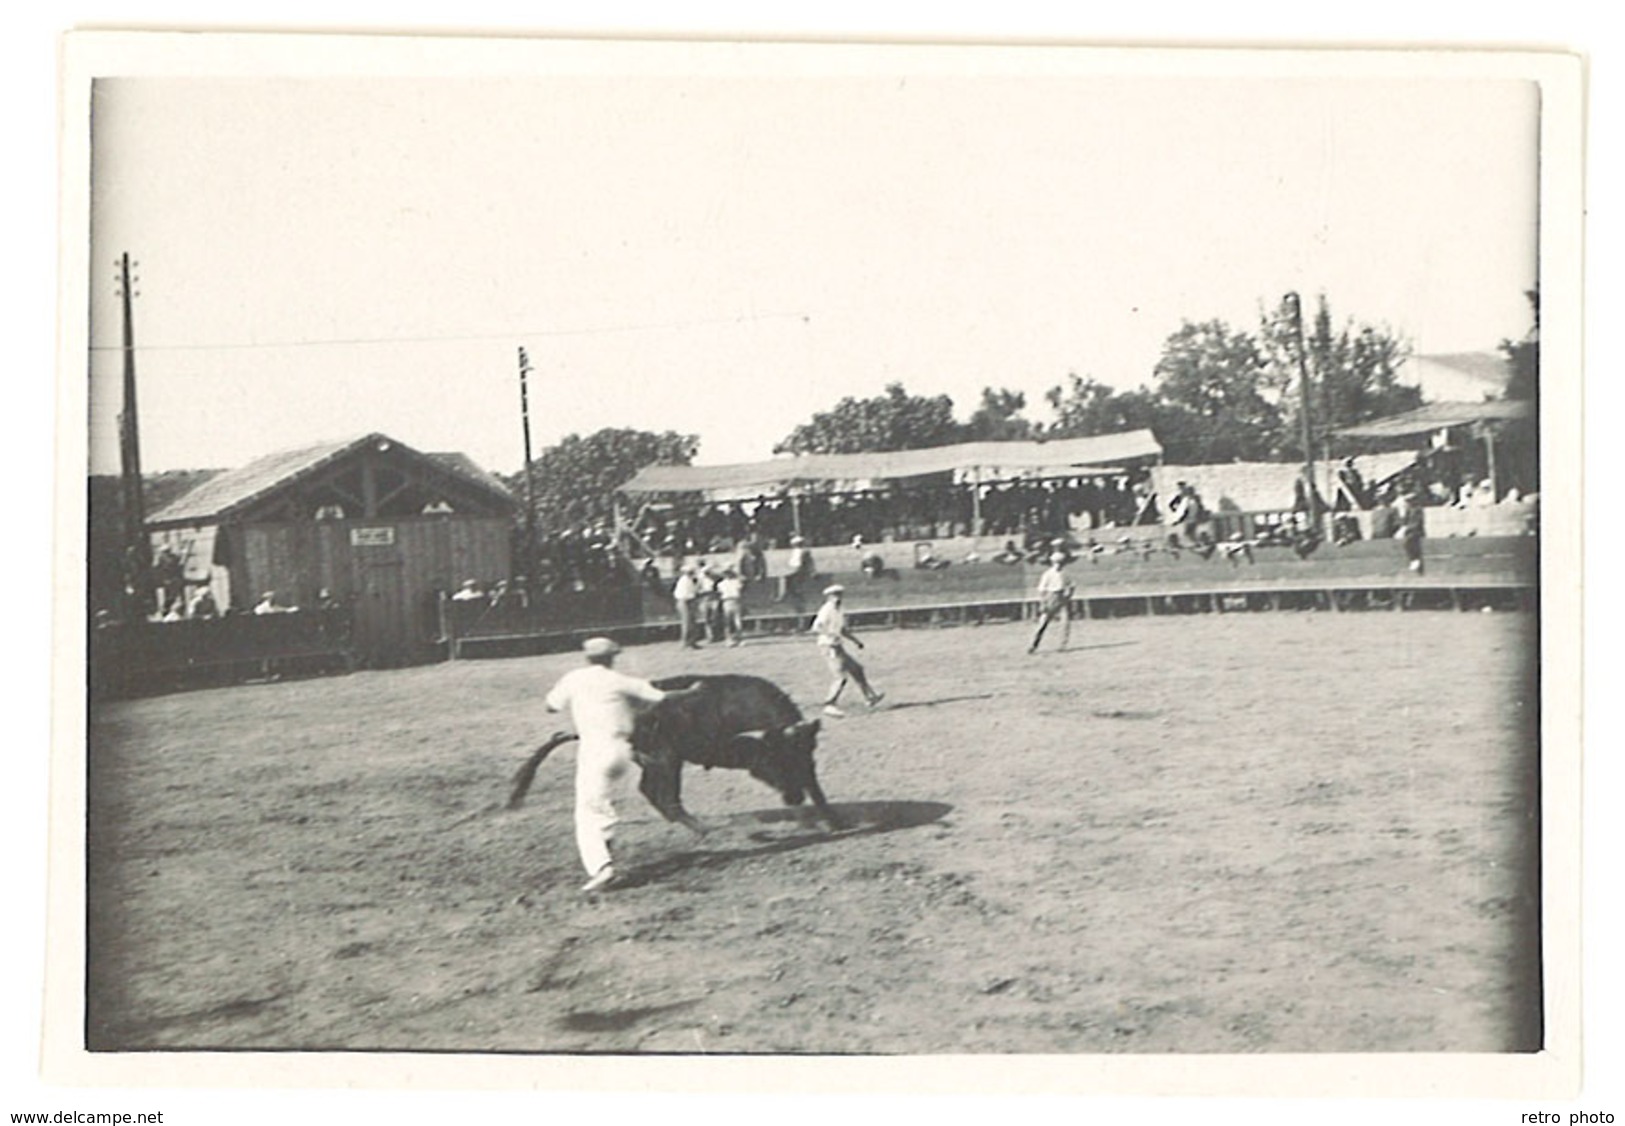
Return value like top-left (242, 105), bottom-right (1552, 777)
top-left (672, 564), bottom-right (702, 649)
top-left (812, 585), bottom-right (884, 718)
top-left (544, 637), bottom-right (700, 892)
top-left (1028, 552), bottom-right (1076, 654)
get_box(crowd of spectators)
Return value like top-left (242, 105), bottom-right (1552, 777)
top-left (524, 526), bottom-right (627, 594)
top-left (628, 472), bottom-right (1155, 559)
top-left (1357, 443), bottom-right (1534, 511)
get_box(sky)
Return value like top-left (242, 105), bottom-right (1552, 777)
top-left (82, 47), bottom-right (1541, 477)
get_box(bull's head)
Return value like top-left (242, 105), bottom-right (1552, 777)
top-left (733, 718), bottom-right (821, 805)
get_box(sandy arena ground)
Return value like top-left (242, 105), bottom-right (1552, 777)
top-left (84, 609), bottom-right (1542, 1055)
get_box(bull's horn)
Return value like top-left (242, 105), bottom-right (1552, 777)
top-left (734, 729), bottom-right (768, 742)
top-left (785, 719), bottom-right (819, 736)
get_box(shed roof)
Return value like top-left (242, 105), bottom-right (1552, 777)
top-left (147, 433), bottom-right (514, 527)
top-left (425, 451), bottom-right (515, 500)
top-left (1333, 400), bottom-right (1531, 440)
top-left (621, 430), bottom-right (1162, 495)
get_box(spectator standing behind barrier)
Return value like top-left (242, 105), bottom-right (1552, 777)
top-left (812, 585), bottom-right (884, 718)
top-left (736, 531), bottom-right (768, 584)
top-left (1028, 552), bottom-right (1076, 654)
top-left (1335, 458), bottom-right (1371, 510)
top-left (1166, 480), bottom-right (1210, 551)
top-left (697, 559), bottom-right (724, 643)
top-left (1394, 492), bottom-right (1425, 574)
top-left (1329, 458), bottom-right (1368, 545)
top-left (1368, 488), bottom-right (1399, 540)
top-left (782, 535), bottom-right (816, 615)
top-left (672, 564), bottom-right (702, 648)
top-left (153, 545), bottom-right (186, 618)
top-left (718, 567), bottom-right (745, 646)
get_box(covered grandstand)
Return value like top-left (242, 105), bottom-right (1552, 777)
top-left (620, 430), bottom-right (1164, 496)
top-left (615, 430), bottom-right (1164, 553)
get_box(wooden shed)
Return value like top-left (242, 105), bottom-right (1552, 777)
top-left (146, 433), bottom-right (518, 666)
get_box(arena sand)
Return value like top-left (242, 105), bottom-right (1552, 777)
top-left (84, 610), bottom-right (1542, 1055)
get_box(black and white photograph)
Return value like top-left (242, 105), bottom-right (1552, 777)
top-left (34, 19), bottom-right (1598, 1111)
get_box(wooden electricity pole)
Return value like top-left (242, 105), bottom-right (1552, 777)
top-left (116, 253), bottom-right (151, 620)
top-left (517, 346), bottom-right (539, 578)
top-left (1284, 292), bottom-right (1319, 525)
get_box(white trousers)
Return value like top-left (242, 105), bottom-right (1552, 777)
top-left (574, 735), bottom-right (634, 875)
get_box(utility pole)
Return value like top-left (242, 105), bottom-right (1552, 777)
top-left (1284, 292), bottom-right (1318, 526)
top-left (116, 253), bottom-right (151, 621)
top-left (516, 346), bottom-right (538, 580)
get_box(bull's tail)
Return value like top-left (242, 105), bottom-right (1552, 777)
top-left (507, 731), bottom-right (580, 810)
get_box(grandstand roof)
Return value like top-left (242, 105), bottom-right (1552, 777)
top-left (1333, 400), bottom-right (1531, 440)
top-left (147, 433), bottom-right (514, 527)
top-left (620, 430), bottom-right (1163, 495)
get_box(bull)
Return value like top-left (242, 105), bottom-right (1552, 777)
top-left (507, 674), bottom-right (842, 834)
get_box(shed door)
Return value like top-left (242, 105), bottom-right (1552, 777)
top-left (353, 560), bottom-right (409, 667)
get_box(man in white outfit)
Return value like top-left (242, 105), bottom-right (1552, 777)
top-left (1028, 552), bottom-right (1076, 654)
top-left (672, 564), bottom-right (702, 648)
top-left (811, 585), bottom-right (884, 718)
top-left (544, 637), bottom-right (697, 892)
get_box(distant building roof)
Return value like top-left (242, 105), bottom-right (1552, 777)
top-left (1405, 353), bottom-right (1515, 402)
top-left (621, 430), bottom-right (1163, 495)
top-left (147, 433), bottom-right (514, 527)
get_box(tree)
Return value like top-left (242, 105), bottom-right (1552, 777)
top-left (506, 427), bottom-right (697, 534)
top-left (774, 382), bottom-right (963, 455)
top-left (1259, 294), bottom-right (1418, 460)
top-left (1042, 372), bottom-right (1227, 468)
top-left (961, 386), bottom-right (1037, 442)
top-left (1500, 287), bottom-right (1539, 401)
top-left (1149, 319), bottom-right (1285, 462)
top-left (1043, 374), bottom-right (1159, 438)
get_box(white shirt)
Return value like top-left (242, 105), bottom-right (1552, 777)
top-left (1037, 567), bottom-right (1069, 596)
top-left (545, 664), bottom-right (668, 741)
top-left (812, 600), bottom-right (847, 648)
top-left (672, 573), bottom-right (698, 601)
top-left (717, 576), bottom-right (743, 601)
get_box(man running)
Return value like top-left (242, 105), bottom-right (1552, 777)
top-left (1028, 551), bottom-right (1076, 654)
top-left (811, 584), bottom-right (884, 718)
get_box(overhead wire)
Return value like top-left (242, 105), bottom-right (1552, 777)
top-left (84, 310), bottom-right (812, 355)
